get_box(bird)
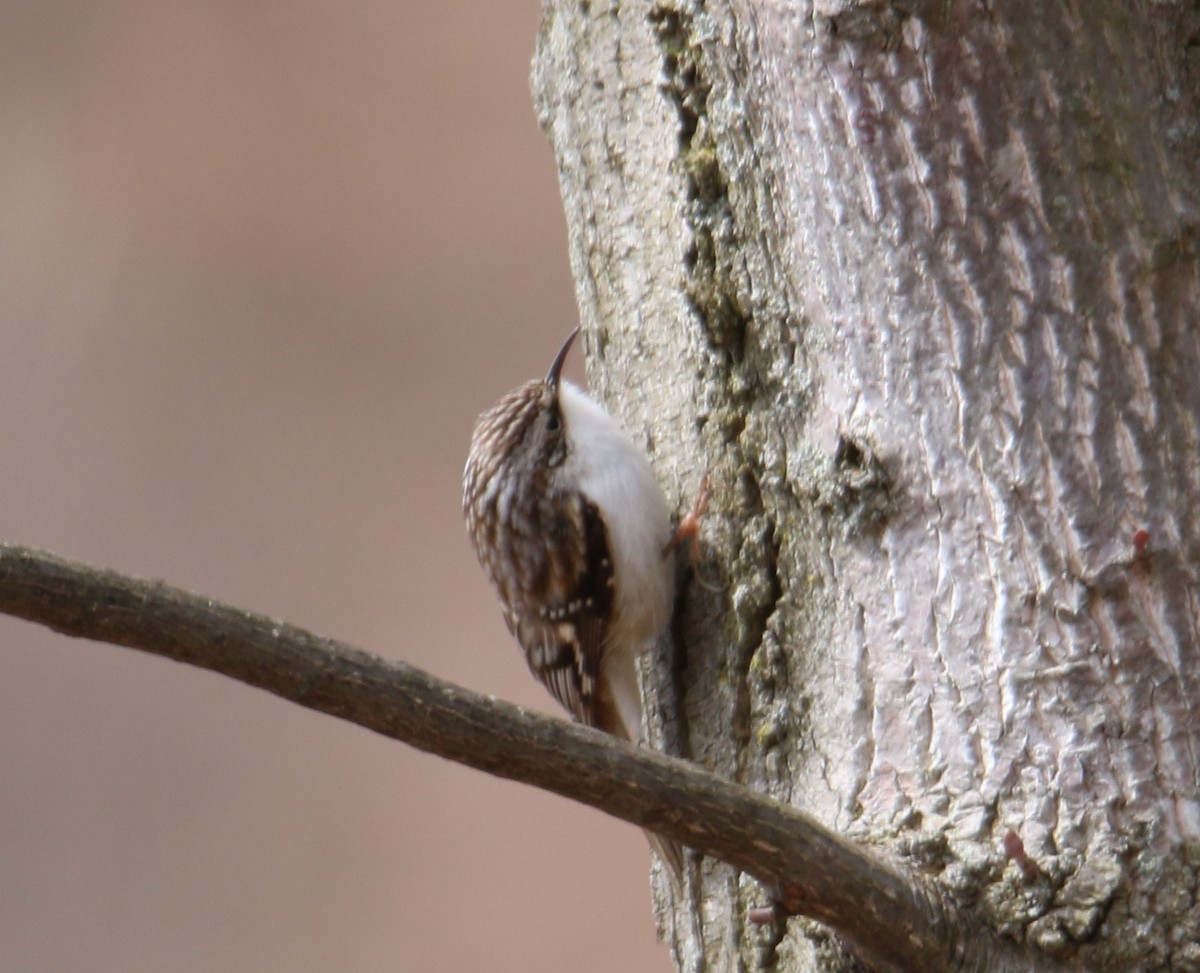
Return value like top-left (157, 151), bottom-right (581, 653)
top-left (463, 328), bottom-right (683, 884)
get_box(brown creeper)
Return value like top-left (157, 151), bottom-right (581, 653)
top-left (463, 329), bottom-right (681, 878)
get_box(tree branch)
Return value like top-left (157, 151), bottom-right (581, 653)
top-left (0, 543), bottom-right (1057, 973)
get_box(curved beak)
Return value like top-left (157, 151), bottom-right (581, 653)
top-left (545, 328), bottom-right (580, 387)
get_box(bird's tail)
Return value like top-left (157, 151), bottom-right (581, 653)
top-left (598, 652), bottom-right (686, 893)
top-left (647, 830), bottom-right (685, 892)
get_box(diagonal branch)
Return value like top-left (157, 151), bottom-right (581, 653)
top-left (0, 543), bottom-right (1057, 973)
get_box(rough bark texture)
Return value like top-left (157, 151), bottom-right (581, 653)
top-left (534, 1), bottom-right (1200, 972)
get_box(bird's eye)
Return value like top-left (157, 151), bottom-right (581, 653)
top-left (545, 409), bottom-right (562, 433)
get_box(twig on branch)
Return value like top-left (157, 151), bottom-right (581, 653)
top-left (0, 543), bottom-right (1055, 973)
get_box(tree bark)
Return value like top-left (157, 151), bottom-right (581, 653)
top-left (533, 1), bottom-right (1200, 972)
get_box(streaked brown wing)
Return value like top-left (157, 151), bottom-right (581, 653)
top-left (520, 493), bottom-right (613, 727)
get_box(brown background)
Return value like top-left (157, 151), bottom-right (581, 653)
top-left (0, 3), bottom-right (671, 971)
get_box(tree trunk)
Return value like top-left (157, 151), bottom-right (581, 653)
top-left (533, 2), bottom-right (1200, 971)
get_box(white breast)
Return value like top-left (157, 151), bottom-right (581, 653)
top-left (557, 381), bottom-right (676, 660)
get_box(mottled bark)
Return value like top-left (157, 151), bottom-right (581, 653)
top-left (533, 1), bottom-right (1200, 971)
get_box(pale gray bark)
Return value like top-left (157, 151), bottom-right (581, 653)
top-left (533, 1), bottom-right (1200, 972)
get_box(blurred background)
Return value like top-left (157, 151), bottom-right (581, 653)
top-left (0, 3), bottom-right (672, 971)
